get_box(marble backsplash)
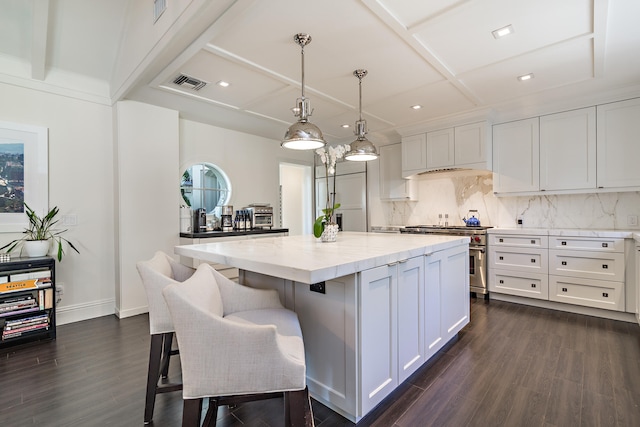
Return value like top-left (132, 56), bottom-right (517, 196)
top-left (375, 171), bottom-right (640, 230)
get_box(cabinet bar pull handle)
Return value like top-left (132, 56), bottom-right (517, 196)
top-left (603, 292), bottom-right (609, 298)
top-left (531, 283), bottom-right (536, 288)
top-left (499, 256), bottom-right (504, 260)
top-left (531, 259), bottom-right (536, 263)
top-left (562, 261), bottom-right (567, 266)
top-left (562, 287), bottom-right (568, 292)
top-left (387, 262), bottom-right (398, 267)
top-left (602, 243), bottom-right (608, 248)
top-left (499, 279), bottom-right (504, 284)
top-left (602, 264), bottom-right (608, 269)
top-left (561, 241), bottom-right (567, 245)
top-left (499, 238), bottom-right (504, 242)
top-left (531, 240), bottom-right (536, 244)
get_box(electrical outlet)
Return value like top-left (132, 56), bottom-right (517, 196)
top-left (61, 214), bottom-right (77, 226)
top-left (628, 215), bottom-right (638, 227)
top-left (55, 283), bottom-right (64, 303)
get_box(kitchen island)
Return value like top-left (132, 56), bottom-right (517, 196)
top-left (175, 232), bottom-right (470, 422)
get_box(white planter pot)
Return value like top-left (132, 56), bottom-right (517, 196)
top-left (23, 240), bottom-right (50, 257)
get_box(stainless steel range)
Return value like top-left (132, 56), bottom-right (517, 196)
top-left (401, 225), bottom-right (491, 298)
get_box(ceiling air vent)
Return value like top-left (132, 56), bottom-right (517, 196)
top-left (173, 74), bottom-right (208, 91)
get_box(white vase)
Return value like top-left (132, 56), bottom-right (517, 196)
top-left (320, 223), bottom-right (339, 242)
top-left (23, 240), bottom-right (50, 257)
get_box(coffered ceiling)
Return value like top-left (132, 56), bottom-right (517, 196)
top-left (2, 0), bottom-right (639, 144)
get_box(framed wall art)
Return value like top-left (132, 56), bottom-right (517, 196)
top-left (0, 122), bottom-right (48, 232)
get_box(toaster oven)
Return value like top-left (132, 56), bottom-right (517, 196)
top-left (246, 205), bottom-right (273, 229)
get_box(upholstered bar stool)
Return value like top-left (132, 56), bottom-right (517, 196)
top-left (137, 251), bottom-right (195, 424)
top-left (163, 263), bottom-right (313, 427)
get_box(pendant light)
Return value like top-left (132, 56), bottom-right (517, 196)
top-left (345, 69), bottom-right (379, 161)
top-left (281, 34), bottom-right (326, 150)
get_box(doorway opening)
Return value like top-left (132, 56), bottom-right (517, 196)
top-left (279, 162), bottom-right (313, 236)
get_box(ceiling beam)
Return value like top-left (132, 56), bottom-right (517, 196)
top-left (31, 0), bottom-right (50, 80)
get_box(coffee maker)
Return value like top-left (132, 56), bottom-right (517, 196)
top-left (221, 205), bottom-right (233, 232)
top-left (193, 208), bottom-right (207, 233)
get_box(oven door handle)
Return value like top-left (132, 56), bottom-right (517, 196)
top-left (469, 247), bottom-right (485, 254)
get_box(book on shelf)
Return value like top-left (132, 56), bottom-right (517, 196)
top-left (9, 270), bottom-right (52, 282)
top-left (0, 276), bottom-right (7, 284)
top-left (4, 313), bottom-right (49, 327)
top-left (2, 322), bottom-right (49, 340)
top-left (0, 278), bottom-right (52, 294)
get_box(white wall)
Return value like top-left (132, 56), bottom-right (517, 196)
top-left (280, 163), bottom-right (312, 235)
top-left (179, 119), bottom-right (313, 227)
top-left (114, 101), bottom-right (180, 318)
top-left (0, 82), bottom-right (115, 324)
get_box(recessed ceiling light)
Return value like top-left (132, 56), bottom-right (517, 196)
top-left (517, 73), bottom-right (534, 82)
top-left (216, 80), bottom-right (230, 87)
top-left (411, 105), bottom-right (422, 110)
top-left (492, 24), bottom-right (514, 39)
top-left (341, 124), bottom-right (350, 128)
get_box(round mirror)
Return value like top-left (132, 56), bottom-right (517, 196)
top-left (180, 163), bottom-right (231, 215)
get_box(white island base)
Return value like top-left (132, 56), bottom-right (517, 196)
top-left (175, 232), bottom-right (470, 422)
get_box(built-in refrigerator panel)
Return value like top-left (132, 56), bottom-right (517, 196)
top-left (315, 162), bottom-right (367, 232)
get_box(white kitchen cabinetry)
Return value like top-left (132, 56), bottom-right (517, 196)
top-left (414, 122), bottom-right (492, 173)
top-left (454, 121), bottom-right (492, 170)
top-left (379, 144), bottom-right (417, 201)
top-left (426, 128), bottom-right (455, 170)
top-left (424, 245), bottom-right (470, 359)
top-left (549, 236), bottom-right (626, 311)
top-left (636, 239), bottom-right (640, 324)
top-left (489, 233), bottom-right (549, 300)
top-left (597, 98), bottom-right (640, 189)
top-left (492, 118), bottom-right (540, 193)
top-left (396, 257), bottom-right (425, 383)
top-left (401, 134), bottom-right (427, 178)
top-left (540, 107), bottom-right (596, 191)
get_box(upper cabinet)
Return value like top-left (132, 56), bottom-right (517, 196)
top-left (493, 118), bottom-right (540, 193)
top-left (454, 122), bottom-right (492, 170)
top-left (426, 128), bottom-right (454, 170)
top-left (380, 144), bottom-right (417, 201)
top-left (402, 121), bottom-right (491, 177)
top-left (401, 134), bottom-right (427, 178)
top-left (493, 98), bottom-right (640, 195)
top-left (596, 98), bottom-right (640, 189)
top-left (540, 107), bottom-right (596, 191)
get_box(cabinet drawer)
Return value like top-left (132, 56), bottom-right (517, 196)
top-left (489, 247), bottom-right (548, 273)
top-left (549, 236), bottom-right (624, 252)
top-left (490, 234), bottom-right (548, 248)
top-left (489, 269), bottom-right (549, 300)
top-left (549, 275), bottom-right (625, 311)
top-left (549, 250), bottom-right (624, 282)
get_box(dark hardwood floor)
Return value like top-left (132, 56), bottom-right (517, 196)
top-left (1, 297), bottom-right (639, 426)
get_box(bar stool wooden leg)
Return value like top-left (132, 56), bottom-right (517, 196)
top-left (144, 334), bottom-right (164, 424)
top-left (160, 332), bottom-right (174, 378)
top-left (182, 398), bottom-right (203, 427)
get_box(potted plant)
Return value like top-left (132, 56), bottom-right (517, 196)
top-left (0, 204), bottom-right (80, 261)
top-left (314, 144), bottom-right (350, 241)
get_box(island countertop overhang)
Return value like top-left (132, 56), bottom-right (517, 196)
top-left (175, 232), bottom-right (469, 284)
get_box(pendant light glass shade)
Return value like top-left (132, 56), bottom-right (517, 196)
top-left (345, 69), bottom-right (379, 161)
top-left (281, 34), bottom-right (326, 150)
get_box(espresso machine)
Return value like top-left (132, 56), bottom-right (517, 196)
top-left (193, 208), bottom-right (207, 233)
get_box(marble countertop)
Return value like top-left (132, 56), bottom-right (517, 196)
top-left (175, 231), bottom-right (468, 284)
top-left (488, 227), bottom-right (637, 238)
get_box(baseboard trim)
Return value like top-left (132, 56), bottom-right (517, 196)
top-left (490, 293), bottom-right (637, 323)
top-left (114, 305), bottom-right (149, 319)
top-left (56, 298), bottom-right (116, 325)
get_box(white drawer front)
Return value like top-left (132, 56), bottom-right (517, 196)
top-left (490, 234), bottom-right (548, 249)
top-left (549, 236), bottom-right (624, 252)
top-left (489, 269), bottom-right (549, 300)
top-left (549, 250), bottom-right (624, 282)
top-left (549, 275), bottom-right (625, 311)
top-left (489, 247), bottom-right (548, 273)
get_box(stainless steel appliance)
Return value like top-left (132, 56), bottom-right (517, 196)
top-left (401, 225), bottom-right (491, 297)
top-left (221, 205), bottom-right (234, 232)
top-left (246, 204), bottom-right (273, 229)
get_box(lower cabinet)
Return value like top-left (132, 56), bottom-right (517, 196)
top-left (489, 232), bottom-right (628, 313)
top-left (241, 243), bottom-right (470, 422)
